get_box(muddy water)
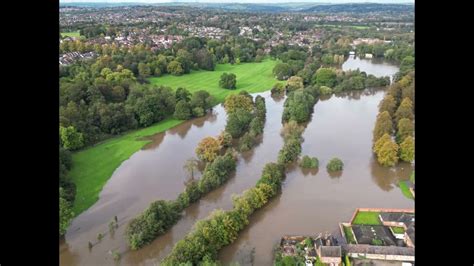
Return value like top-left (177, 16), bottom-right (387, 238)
top-left (342, 55), bottom-right (400, 82)
top-left (59, 91), bottom-right (286, 265)
top-left (219, 63), bottom-right (412, 265)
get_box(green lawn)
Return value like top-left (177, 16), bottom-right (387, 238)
top-left (149, 59), bottom-right (283, 103)
top-left (391, 226), bottom-right (405, 234)
top-left (343, 225), bottom-right (357, 244)
top-left (70, 118), bottom-right (183, 215)
top-left (61, 31), bottom-right (81, 38)
top-left (399, 180), bottom-right (414, 200)
top-left (352, 211), bottom-right (381, 225)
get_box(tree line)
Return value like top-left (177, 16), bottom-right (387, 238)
top-left (372, 71), bottom-right (414, 166)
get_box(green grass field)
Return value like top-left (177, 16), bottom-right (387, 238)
top-left (149, 59), bottom-right (282, 103)
top-left (399, 180), bottom-right (414, 200)
top-left (391, 226), bottom-right (405, 234)
top-left (61, 31), bottom-right (81, 38)
top-left (70, 118), bottom-right (182, 215)
top-left (69, 60), bottom-right (281, 216)
top-left (352, 211), bottom-right (382, 225)
top-left (343, 225), bottom-right (357, 244)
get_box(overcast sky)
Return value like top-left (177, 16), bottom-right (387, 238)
top-left (60, 0), bottom-right (414, 3)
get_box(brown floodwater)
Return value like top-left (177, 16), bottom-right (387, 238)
top-left (60, 58), bottom-right (408, 266)
top-left (218, 87), bottom-right (413, 265)
top-left (60, 90), bottom-right (286, 265)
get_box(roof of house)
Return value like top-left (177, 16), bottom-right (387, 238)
top-left (321, 246), bottom-right (341, 258)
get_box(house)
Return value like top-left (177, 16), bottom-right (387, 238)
top-left (365, 54), bottom-right (373, 59)
top-left (314, 233), bottom-right (342, 266)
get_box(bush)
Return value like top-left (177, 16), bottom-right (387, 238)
top-left (300, 155), bottom-right (319, 169)
top-left (271, 83), bottom-right (285, 95)
top-left (319, 86), bottom-right (333, 95)
top-left (195, 136), bottom-right (221, 162)
top-left (239, 132), bottom-right (255, 152)
top-left (174, 100), bottom-right (193, 120)
top-left (249, 117), bottom-right (264, 136)
top-left (125, 200), bottom-right (181, 250)
top-left (278, 137), bottom-right (302, 165)
top-left (217, 131), bottom-right (233, 148)
top-left (192, 107), bottom-right (205, 117)
top-left (326, 158), bottom-right (344, 171)
top-left (281, 120), bottom-right (304, 142)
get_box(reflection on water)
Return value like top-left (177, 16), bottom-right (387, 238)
top-left (342, 55), bottom-right (400, 82)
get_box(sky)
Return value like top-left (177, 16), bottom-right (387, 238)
top-left (60, 0), bottom-right (414, 3)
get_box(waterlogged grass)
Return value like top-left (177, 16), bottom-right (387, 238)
top-left (149, 59), bottom-right (283, 103)
top-left (399, 180), bottom-right (414, 200)
top-left (352, 211), bottom-right (381, 225)
top-left (70, 118), bottom-right (183, 215)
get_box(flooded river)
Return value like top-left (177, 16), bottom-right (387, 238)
top-left (60, 56), bottom-right (410, 266)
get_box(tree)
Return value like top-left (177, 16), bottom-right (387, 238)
top-left (190, 90), bottom-right (214, 112)
top-left (219, 73), bottom-right (237, 90)
top-left (326, 158), bottom-right (344, 171)
top-left (376, 138), bottom-right (399, 167)
top-left (271, 83), bottom-right (285, 95)
top-left (217, 131), bottom-right (233, 148)
top-left (195, 48), bottom-right (215, 70)
top-left (167, 60), bottom-right (184, 76)
top-left (278, 137), bottom-right (302, 165)
top-left (286, 76), bottom-right (304, 92)
top-left (224, 94), bottom-right (253, 114)
top-left (175, 87), bottom-right (191, 102)
top-left (396, 118), bottom-right (414, 143)
top-left (239, 132), bottom-right (255, 152)
top-left (195, 137), bottom-right (221, 162)
top-left (373, 111), bottom-right (393, 142)
top-left (225, 109), bottom-right (253, 138)
top-left (60, 125), bottom-right (84, 150)
top-left (394, 98), bottom-right (414, 123)
top-left (174, 100), bottom-right (193, 120)
top-left (273, 63), bottom-right (292, 80)
top-left (399, 136), bottom-right (414, 162)
top-left (282, 89), bottom-right (315, 123)
top-left (60, 188), bottom-right (74, 236)
top-left (183, 158), bottom-right (199, 179)
top-left (313, 68), bottom-right (337, 87)
top-left (379, 95), bottom-right (397, 116)
top-left (300, 155), bottom-right (319, 168)
top-left (138, 63), bottom-right (151, 78)
top-left (281, 120), bottom-right (304, 141)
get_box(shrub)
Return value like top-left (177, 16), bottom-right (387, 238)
top-left (219, 72), bottom-right (237, 89)
top-left (300, 155), bottom-right (319, 169)
top-left (239, 132), bottom-right (255, 152)
top-left (174, 100), bottom-right (193, 120)
top-left (326, 158), bottom-right (343, 171)
top-left (278, 137), bottom-right (302, 165)
top-left (225, 109), bottom-right (253, 138)
top-left (319, 86), bottom-right (333, 95)
top-left (271, 83), bottom-right (285, 95)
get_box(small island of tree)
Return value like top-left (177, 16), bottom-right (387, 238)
top-left (326, 158), bottom-right (344, 171)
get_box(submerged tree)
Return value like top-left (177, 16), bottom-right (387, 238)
top-left (399, 136), bottom-right (414, 162)
top-left (183, 158), bottom-right (199, 179)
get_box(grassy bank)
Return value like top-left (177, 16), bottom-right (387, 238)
top-left (399, 180), bottom-right (414, 200)
top-left (70, 60), bottom-right (281, 216)
top-left (70, 118), bottom-right (183, 215)
top-left (149, 59), bottom-right (282, 103)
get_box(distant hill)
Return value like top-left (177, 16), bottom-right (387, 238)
top-left (60, 2), bottom-right (414, 13)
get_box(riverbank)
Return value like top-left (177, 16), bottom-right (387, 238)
top-left (69, 59), bottom-right (282, 216)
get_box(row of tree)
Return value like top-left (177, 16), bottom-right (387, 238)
top-left (372, 71), bottom-right (414, 166)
